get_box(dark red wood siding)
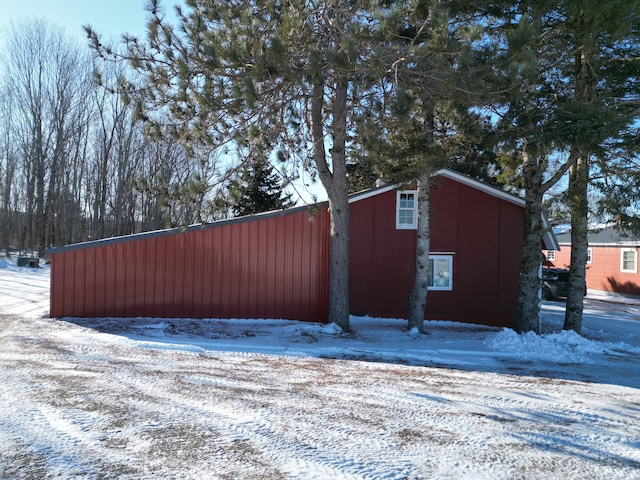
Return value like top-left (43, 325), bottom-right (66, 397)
top-left (50, 208), bottom-right (330, 322)
top-left (349, 177), bottom-right (523, 327)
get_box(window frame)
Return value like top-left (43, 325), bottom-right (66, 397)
top-left (586, 248), bottom-right (592, 264)
top-left (620, 248), bottom-right (638, 273)
top-left (396, 190), bottom-right (418, 230)
top-left (546, 250), bottom-right (556, 261)
top-left (428, 254), bottom-right (453, 291)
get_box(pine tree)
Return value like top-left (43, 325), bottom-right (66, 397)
top-left (354, 1), bottom-right (505, 332)
top-left (560, 0), bottom-right (640, 333)
top-left (86, 0), bottom-right (388, 331)
top-left (487, 0), bottom-right (640, 334)
top-left (227, 159), bottom-right (293, 217)
top-left (488, 0), bottom-right (583, 333)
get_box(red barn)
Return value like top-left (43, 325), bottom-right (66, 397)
top-left (546, 226), bottom-right (640, 298)
top-left (47, 169), bottom-right (557, 327)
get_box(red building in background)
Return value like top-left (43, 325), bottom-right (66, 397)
top-left (48, 169), bottom-right (557, 328)
top-left (545, 226), bottom-right (640, 298)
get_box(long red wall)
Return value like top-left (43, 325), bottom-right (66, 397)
top-left (50, 179), bottom-right (524, 327)
top-left (50, 208), bottom-right (330, 322)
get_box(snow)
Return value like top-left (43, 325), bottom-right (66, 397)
top-left (1, 260), bottom-right (640, 479)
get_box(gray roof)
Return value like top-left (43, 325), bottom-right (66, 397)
top-left (47, 168), bottom-right (559, 254)
top-left (555, 225), bottom-right (640, 246)
top-left (45, 204), bottom-right (317, 255)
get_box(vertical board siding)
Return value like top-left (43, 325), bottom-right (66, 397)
top-left (349, 177), bottom-right (523, 327)
top-left (497, 201), bottom-right (525, 318)
top-left (50, 176), bottom-right (522, 327)
top-left (454, 181), bottom-right (502, 324)
top-left (73, 250), bottom-right (84, 316)
top-left (50, 208), bottom-right (330, 322)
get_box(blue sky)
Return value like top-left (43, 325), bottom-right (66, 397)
top-left (0, 0), bottom-right (180, 43)
top-left (0, 0), bottom-right (326, 204)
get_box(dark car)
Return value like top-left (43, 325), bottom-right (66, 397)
top-left (542, 267), bottom-right (569, 300)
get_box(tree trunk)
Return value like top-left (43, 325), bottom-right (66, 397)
top-left (515, 149), bottom-right (544, 334)
top-left (563, 27), bottom-right (597, 334)
top-left (563, 155), bottom-right (589, 333)
top-left (408, 170), bottom-right (432, 332)
top-left (407, 96), bottom-right (436, 333)
top-left (34, 144), bottom-right (46, 256)
top-left (327, 193), bottom-right (350, 331)
top-left (310, 77), bottom-right (351, 331)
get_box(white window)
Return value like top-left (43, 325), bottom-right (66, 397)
top-left (621, 248), bottom-right (637, 273)
top-left (428, 255), bottom-right (453, 291)
top-left (587, 248), bottom-right (592, 264)
top-left (546, 250), bottom-right (556, 261)
top-left (396, 191), bottom-right (418, 229)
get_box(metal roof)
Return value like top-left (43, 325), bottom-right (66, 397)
top-left (47, 168), bottom-right (559, 254)
top-left (45, 203), bottom-right (319, 254)
top-left (555, 225), bottom-right (640, 246)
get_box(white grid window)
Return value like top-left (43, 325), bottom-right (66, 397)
top-left (587, 248), bottom-right (592, 264)
top-left (428, 255), bottom-right (453, 291)
top-left (621, 248), bottom-right (637, 273)
top-left (546, 250), bottom-right (556, 261)
top-left (396, 191), bottom-right (418, 229)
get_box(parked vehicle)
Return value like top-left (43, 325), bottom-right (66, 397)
top-left (542, 268), bottom-right (569, 300)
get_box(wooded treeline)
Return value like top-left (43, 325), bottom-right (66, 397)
top-left (0, 20), bottom-right (209, 255)
top-left (0, 19), bottom-right (290, 256)
top-left (2, 0), bottom-right (639, 334)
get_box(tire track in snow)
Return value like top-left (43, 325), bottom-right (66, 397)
top-left (91, 352), bottom-right (416, 479)
top-left (2, 313), bottom-right (640, 479)
top-left (0, 374), bottom-right (110, 478)
top-left (0, 266), bottom-right (50, 317)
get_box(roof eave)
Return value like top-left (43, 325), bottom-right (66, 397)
top-left (349, 168), bottom-right (527, 208)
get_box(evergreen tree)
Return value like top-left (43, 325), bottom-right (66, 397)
top-left (560, 0), bottom-right (640, 333)
top-left (87, 0), bottom-right (388, 331)
top-left (346, 156), bottom-right (379, 194)
top-left (488, 0), bottom-right (640, 334)
top-left (227, 159), bottom-right (293, 217)
top-left (354, 0), bottom-right (505, 332)
top-left (501, 0), bottom-right (569, 334)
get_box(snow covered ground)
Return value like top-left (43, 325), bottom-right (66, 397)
top-left (1, 259), bottom-right (639, 479)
